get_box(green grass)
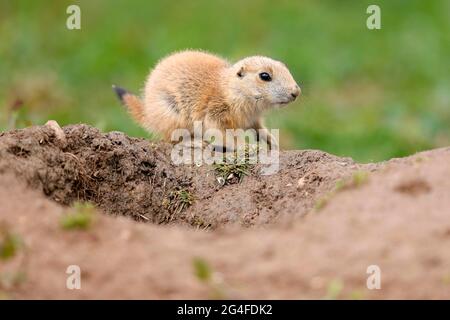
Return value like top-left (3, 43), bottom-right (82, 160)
top-left (348, 290), bottom-right (365, 300)
top-left (1, 0), bottom-right (449, 162)
top-left (213, 161), bottom-right (252, 185)
top-left (314, 196), bottom-right (330, 211)
top-left (323, 278), bottom-right (344, 300)
top-left (192, 257), bottom-right (227, 299)
top-left (163, 188), bottom-right (195, 217)
top-left (334, 171), bottom-right (370, 192)
top-left (193, 257), bottom-right (212, 283)
top-left (0, 271), bottom-right (27, 291)
top-left (0, 228), bottom-right (22, 261)
top-left (213, 145), bottom-right (254, 184)
top-left (60, 201), bottom-right (95, 230)
top-left (315, 171), bottom-right (370, 211)
top-left (351, 171), bottom-right (369, 187)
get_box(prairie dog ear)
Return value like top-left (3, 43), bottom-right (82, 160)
top-left (236, 65), bottom-right (245, 78)
top-left (235, 60), bottom-right (250, 78)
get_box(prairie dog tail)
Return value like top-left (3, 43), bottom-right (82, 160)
top-left (112, 85), bottom-right (145, 124)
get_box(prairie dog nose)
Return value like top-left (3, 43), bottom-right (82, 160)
top-left (291, 85), bottom-right (301, 99)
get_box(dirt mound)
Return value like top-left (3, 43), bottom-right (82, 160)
top-left (1, 124), bottom-right (449, 299)
top-left (0, 124), bottom-right (364, 228)
top-left (0, 124), bottom-right (187, 224)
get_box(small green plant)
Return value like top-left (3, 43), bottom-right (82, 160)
top-left (213, 144), bottom-right (255, 185)
top-left (314, 196), bottom-right (330, 211)
top-left (164, 188), bottom-right (194, 218)
top-left (177, 189), bottom-right (194, 207)
top-left (193, 257), bottom-right (212, 282)
top-left (214, 161), bottom-right (251, 185)
top-left (0, 228), bottom-right (22, 261)
top-left (0, 271), bottom-right (27, 290)
top-left (191, 216), bottom-right (212, 230)
top-left (352, 171), bottom-right (369, 187)
top-left (323, 279), bottom-right (344, 300)
top-left (334, 171), bottom-right (369, 193)
top-left (60, 201), bottom-right (95, 230)
top-left (315, 171), bottom-right (370, 212)
top-left (348, 290), bottom-right (364, 300)
top-left (0, 224), bottom-right (27, 292)
top-left (334, 179), bottom-right (346, 192)
top-left (192, 257), bottom-right (227, 299)
top-left (214, 150), bottom-right (254, 185)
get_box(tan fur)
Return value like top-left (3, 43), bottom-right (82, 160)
top-left (122, 93), bottom-right (146, 125)
top-left (120, 50), bottom-right (300, 147)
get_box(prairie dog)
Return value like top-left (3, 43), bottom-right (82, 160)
top-left (113, 50), bottom-right (300, 149)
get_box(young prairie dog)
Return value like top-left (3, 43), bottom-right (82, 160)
top-left (113, 50), bottom-right (300, 149)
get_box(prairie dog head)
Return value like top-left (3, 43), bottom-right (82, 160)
top-left (225, 56), bottom-right (300, 111)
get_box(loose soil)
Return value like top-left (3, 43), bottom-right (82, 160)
top-left (0, 124), bottom-right (449, 299)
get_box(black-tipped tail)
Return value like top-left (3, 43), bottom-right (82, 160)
top-left (112, 84), bottom-right (128, 103)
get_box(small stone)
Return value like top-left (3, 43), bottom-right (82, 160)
top-left (217, 177), bottom-right (225, 185)
top-left (45, 120), bottom-right (66, 145)
top-left (297, 177), bottom-right (305, 189)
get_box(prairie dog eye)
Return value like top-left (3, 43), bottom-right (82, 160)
top-left (259, 72), bottom-right (272, 82)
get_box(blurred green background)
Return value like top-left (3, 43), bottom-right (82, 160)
top-left (1, 0), bottom-right (449, 162)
